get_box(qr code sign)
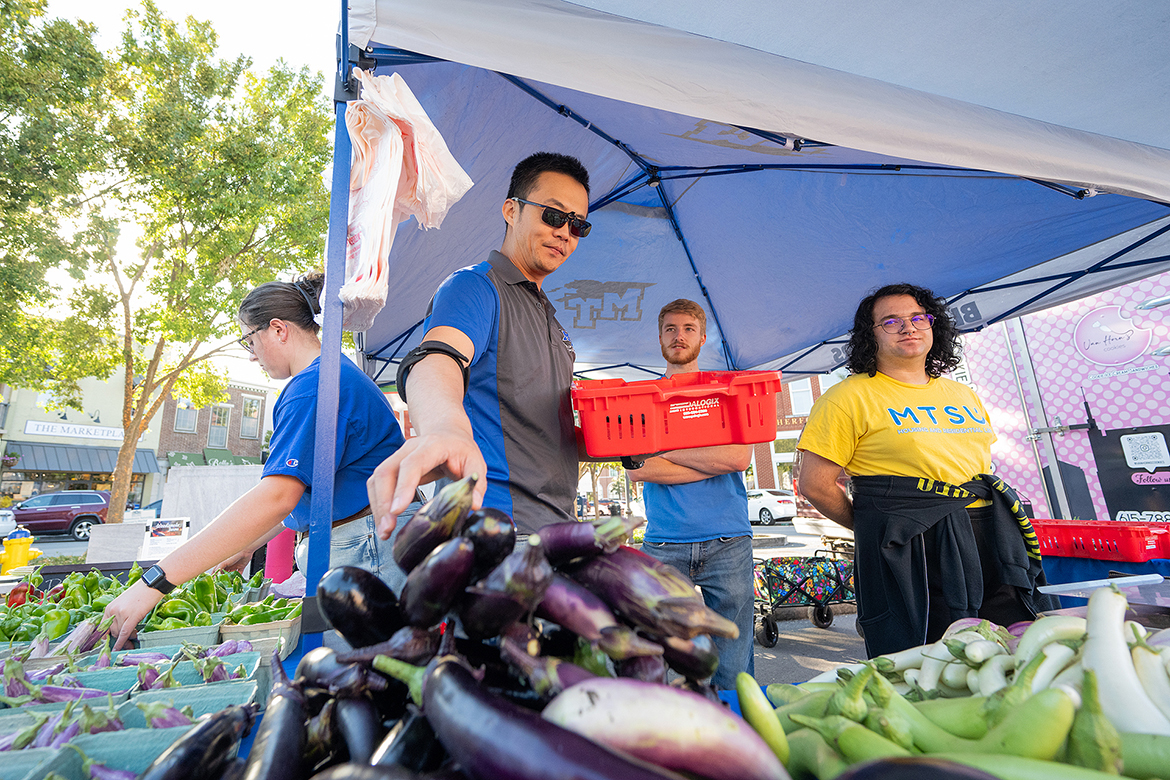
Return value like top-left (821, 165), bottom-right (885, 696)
top-left (1120, 432), bottom-right (1170, 473)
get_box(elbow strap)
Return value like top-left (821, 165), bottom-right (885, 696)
top-left (396, 340), bottom-right (471, 404)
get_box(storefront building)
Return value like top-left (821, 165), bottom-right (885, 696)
top-left (157, 381), bottom-right (272, 469)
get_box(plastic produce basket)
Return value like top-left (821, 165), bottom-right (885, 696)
top-left (118, 679), bottom-right (259, 728)
top-left (220, 614), bottom-right (301, 660)
top-left (136, 618), bottom-right (223, 649)
top-left (35, 723), bottom-right (198, 780)
top-left (572, 370), bottom-right (782, 457)
top-left (1032, 519), bottom-right (1168, 562)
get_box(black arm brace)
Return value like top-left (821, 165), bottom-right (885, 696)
top-left (396, 340), bottom-right (471, 404)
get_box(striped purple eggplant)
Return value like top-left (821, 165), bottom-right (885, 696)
top-left (137, 700), bottom-right (195, 729)
top-left (499, 636), bottom-right (596, 697)
top-left (534, 574), bottom-right (664, 660)
top-left (459, 536), bottom-right (553, 640)
top-left (542, 677), bottom-right (788, 780)
top-left (536, 515), bottom-right (642, 566)
top-left (422, 659), bottom-right (687, 780)
top-left (392, 474), bottom-right (477, 573)
top-left (400, 537), bottom-right (477, 627)
top-left (566, 546), bottom-right (738, 640)
top-left (462, 507), bottom-right (517, 577)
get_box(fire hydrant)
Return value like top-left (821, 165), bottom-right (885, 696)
top-left (1, 527), bottom-right (43, 575)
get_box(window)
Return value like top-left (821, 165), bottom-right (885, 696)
top-left (789, 378), bottom-right (814, 416)
top-left (240, 397), bottom-right (262, 440)
top-left (208, 406), bottom-right (231, 449)
top-left (174, 399), bottom-right (197, 433)
top-left (21, 495), bottom-right (52, 508)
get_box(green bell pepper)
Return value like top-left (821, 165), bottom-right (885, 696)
top-left (41, 608), bottom-right (71, 640)
top-left (90, 593), bottom-right (116, 610)
top-left (126, 561), bottom-right (144, 587)
top-left (149, 617), bottom-right (189, 632)
top-left (186, 574), bottom-right (218, 613)
top-left (192, 611), bottom-right (213, 627)
top-left (156, 597), bottom-right (199, 624)
top-left (248, 570), bottom-right (265, 589)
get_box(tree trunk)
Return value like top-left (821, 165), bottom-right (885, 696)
top-left (590, 466), bottom-right (600, 522)
top-left (106, 426), bottom-right (141, 525)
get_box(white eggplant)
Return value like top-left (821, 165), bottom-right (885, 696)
top-left (542, 677), bottom-right (787, 780)
top-left (1132, 639), bottom-right (1170, 722)
top-left (963, 640), bottom-right (1005, 665)
top-left (1014, 615), bottom-right (1086, 669)
top-left (1081, 587), bottom-right (1170, 735)
top-left (976, 654), bottom-right (1014, 696)
top-left (1030, 642), bottom-right (1076, 692)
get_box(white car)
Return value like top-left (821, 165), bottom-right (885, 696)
top-left (747, 489), bottom-right (797, 525)
top-left (0, 508), bottom-right (16, 540)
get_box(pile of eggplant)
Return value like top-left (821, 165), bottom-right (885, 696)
top-left (145, 476), bottom-right (789, 779)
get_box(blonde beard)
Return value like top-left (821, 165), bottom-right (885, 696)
top-left (662, 342), bottom-right (701, 366)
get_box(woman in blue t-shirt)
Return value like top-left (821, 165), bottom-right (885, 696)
top-left (105, 274), bottom-right (418, 648)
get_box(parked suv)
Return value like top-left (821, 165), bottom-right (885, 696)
top-left (8, 490), bottom-right (110, 540)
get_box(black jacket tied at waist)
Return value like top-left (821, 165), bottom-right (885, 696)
top-left (850, 474), bottom-right (1058, 657)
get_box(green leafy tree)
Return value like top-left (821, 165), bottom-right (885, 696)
top-left (0, 0), bottom-right (115, 393)
top-left (62, 2), bottom-right (332, 521)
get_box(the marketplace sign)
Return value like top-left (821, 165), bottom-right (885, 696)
top-left (25, 420), bottom-right (126, 441)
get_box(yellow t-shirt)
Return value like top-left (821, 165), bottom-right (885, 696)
top-left (798, 372), bottom-right (996, 487)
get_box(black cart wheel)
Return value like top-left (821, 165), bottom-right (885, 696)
top-left (755, 616), bottom-right (779, 647)
top-left (809, 605), bottom-right (834, 629)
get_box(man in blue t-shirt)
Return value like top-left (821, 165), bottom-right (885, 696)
top-left (627, 299), bottom-right (755, 688)
top-left (367, 153), bottom-right (591, 537)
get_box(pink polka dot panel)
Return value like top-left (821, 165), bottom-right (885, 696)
top-left (959, 270), bottom-right (1170, 521)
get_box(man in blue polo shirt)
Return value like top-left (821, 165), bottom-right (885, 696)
top-left (368, 153), bottom-right (590, 536)
top-left (627, 299), bottom-right (754, 688)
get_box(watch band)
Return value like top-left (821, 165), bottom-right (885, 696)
top-left (143, 564), bottom-right (176, 594)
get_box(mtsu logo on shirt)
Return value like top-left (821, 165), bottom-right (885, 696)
top-left (887, 405), bottom-right (988, 431)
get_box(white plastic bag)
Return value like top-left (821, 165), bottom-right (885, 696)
top-left (341, 70), bottom-right (474, 331)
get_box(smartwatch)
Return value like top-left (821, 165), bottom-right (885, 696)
top-left (621, 456), bottom-right (646, 471)
top-left (142, 564), bottom-right (176, 594)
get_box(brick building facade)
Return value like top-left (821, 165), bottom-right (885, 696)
top-left (158, 381), bottom-right (271, 466)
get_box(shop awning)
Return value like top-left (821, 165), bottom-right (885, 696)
top-left (203, 448), bottom-right (258, 466)
top-left (167, 452), bottom-right (206, 467)
top-left (4, 441), bottom-right (160, 473)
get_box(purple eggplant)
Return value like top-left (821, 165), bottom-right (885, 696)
top-left (657, 633), bottom-right (720, 681)
top-left (459, 536), bottom-right (553, 640)
top-left (535, 574), bottom-right (664, 660)
top-left (371, 705), bottom-right (447, 772)
top-left (28, 632), bottom-right (51, 659)
top-left (52, 614), bottom-right (114, 656)
top-left (138, 703), bottom-right (255, 780)
top-left (118, 652), bottom-right (172, 667)
top-left (27, 663), bottom-right (66, 682)
top-left (31, 706), bottom-right (68, 748)
top-left (567, 546), bottom-right (738, 640)
top-left (305, 697), bottom-right (340, 770)
top-left (296, 647), bottom-right (390, 698)
top-left (616, 653), bottom-right (668, 683)
top-left (335, 696), bottom-right (385, 764)
top-left (242, 650), bottom-right (309, 780)
top-left (392, 474), bottom-right (477, 573)
top-left (421, 659), bottom-right (687, 780)
top-left (48, 718), bottom-right (81, 749)
top-left (138, 700), bottom-right (196, 729)
top-left (36, 684), bottom-right (117, 702)
top-left (535, 514), bottom-right (641, 566)
top-left (462, 507), bottom-right (517, 577)
top-left (318, 566), bottom-right (407, 649)
top-left (0, 713), bottom-right (49, 751)
top-left (194, 656), bottom-right (230, 683)
top-left (336, 625), bottom-right (442, 667)
top-left (669, 676), bottom-right (725, 705)
top-left (207, 639), bottom-right (252, 657)
top-left (499, 637), bottom-right (596, 697)
top-left (90, 635), bottom-right (112, 669)
top-left (311, 766), bottom-right (435, 779)
top-left (400, 537), bottom-right (477, 627)
top-left (78, 697), bottom-right (125, 734)
top-left (4, 660), bottom-right (32, 697)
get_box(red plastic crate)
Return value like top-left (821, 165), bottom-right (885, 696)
top-left (1032, 519), bottom-right (1170, 563)
top-left (571, 370), bottom-right (781, 458)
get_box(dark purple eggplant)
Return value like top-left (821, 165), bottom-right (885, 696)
top-left (499, 637), bottom-right (596, 697)
top-left (318, 566), bottom-right (407, 649)
top-left (137, 704), bottom-right (254, 780)
top-left (535, 515), bottom-right (639, 566)
top-left (296, 647), bottom-right (390, 698)
top-left (310, 765), bottom-right (431, 779)
top-left (393, 475), bottom-right (477, 573)
top-left (535, 574), bottom-right (663, 660)
top-left (616, 653), bottom-right (668, 683)
top-left (462, 507), bottom-right (516, 576)
top-left (305, 698), bottom-right (341, 770)
top-left (372, 705), bottom-right (448, 772)
top-left (458, 536), bottom-right (553, 640)
top-left (400, 538), bottom-right (477, 627)
top-left (566, 546), bottom-right (738, 639)
top-left (832, 757), bottom-right (1000, 779)
top-left (335, 696), bottom-right (385, 764)
top-left (336, 626), bottom-right (443, 667)
top-left (218, 757), bottom-right (248, 780)
top-left (242, 650), bottom-right (309, 780)
top-left (669, 676), bottom-right (725, 705)
top-left (421, 659), bottom-right (687, 780)
top-left (657, 633), bottom-right (720, 681)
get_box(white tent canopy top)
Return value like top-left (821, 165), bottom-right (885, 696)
top-left (341, 0), bottom-right (1170, 379)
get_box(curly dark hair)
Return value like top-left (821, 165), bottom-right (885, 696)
top-left (238, 272), bottom-right (324, 335)
top-left (845, 283), bottom-right (962, 377)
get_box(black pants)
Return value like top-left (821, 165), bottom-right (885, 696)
top-left (923, 504), bottom-right (1034, 642)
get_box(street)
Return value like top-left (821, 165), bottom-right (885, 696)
top-left (31, 535), bottom-right (90, 559)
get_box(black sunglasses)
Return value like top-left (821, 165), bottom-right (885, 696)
top-left (512, 197), bottom-right (591, 238)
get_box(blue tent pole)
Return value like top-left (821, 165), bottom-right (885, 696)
top-left (301, 5), bottom-right (356, 648)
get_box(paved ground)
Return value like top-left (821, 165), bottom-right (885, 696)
top-left (33, 535), bottom-right (91, 559)
top-left (748, 522), bottom-right (866, 684)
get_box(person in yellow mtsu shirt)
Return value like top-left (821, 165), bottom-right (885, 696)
top-left (797, 283), bottom-right (1056, 658)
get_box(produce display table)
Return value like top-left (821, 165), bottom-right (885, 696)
top-left (1042, 555), bottom-right (1170, 606)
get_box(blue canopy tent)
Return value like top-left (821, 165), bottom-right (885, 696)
top-left (298, 0), bottom-right (1170, 644)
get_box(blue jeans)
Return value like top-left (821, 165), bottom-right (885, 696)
top-left (295, 502), bottom-right (420, 597)
top-left (641, 535), bottom-right (756, 689)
